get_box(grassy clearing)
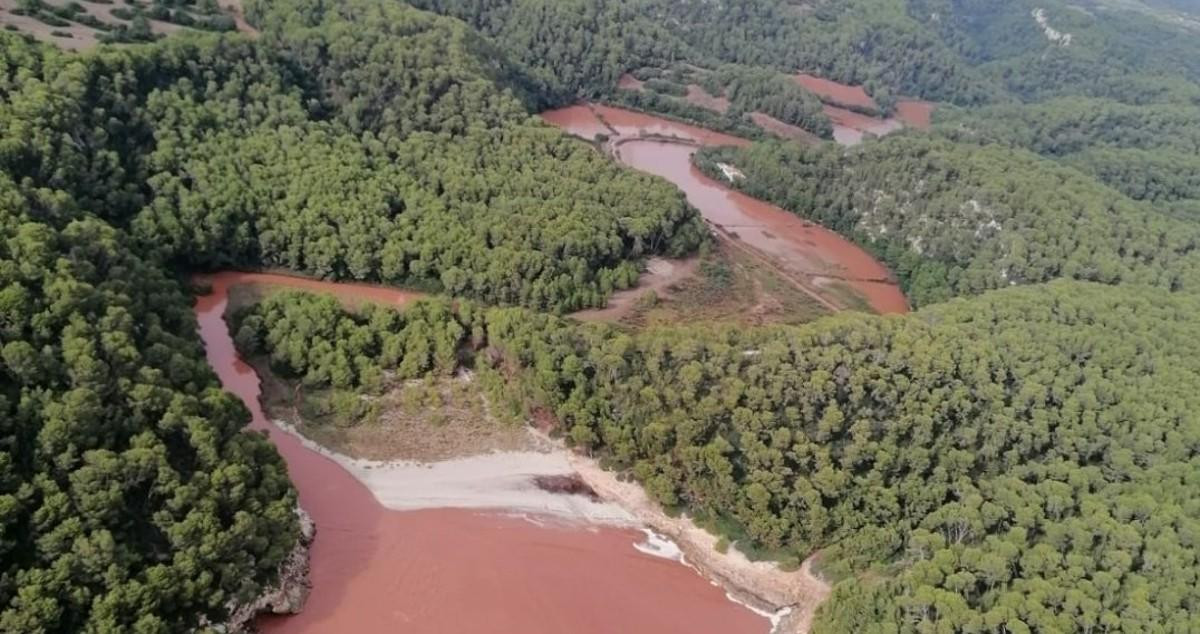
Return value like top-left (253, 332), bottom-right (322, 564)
top-left (619, 241), bottom-right (832, 329)
top-left (254, 359), bottom-right (538, 462)
top-left (0, 0), bottom-right (248, 50)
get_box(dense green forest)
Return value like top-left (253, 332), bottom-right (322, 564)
top-left (697, 136), bottom-right (1200, 306)
top-left (5, 0), bottom-right (1200, 631)
top-left (407, 0), bottom-right (997, 105)
top-left (406, 0), bottom-right (1200, 117)
top-left (935, 98), bottom-right (1200, 207)
top-left (0, 0), bottom-right (705, 628)
top-left (235, 280), bottom-right (1200, 634)
top-left (0, 121), bottom-right (299, 631)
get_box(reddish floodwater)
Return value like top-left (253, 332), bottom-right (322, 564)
top-left (592, 103), bottom-right (749, 147)
top-left (194, 271), bottom-right (768, 634)
top-left (793, 73), bottom-right (935, 141)
top-left (542, 105), bottom-right (908, 314)
top-left (823, 104), bottom-right (904, 146)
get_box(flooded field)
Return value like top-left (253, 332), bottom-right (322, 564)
top-left (793, 72), bottom-right (934, 143)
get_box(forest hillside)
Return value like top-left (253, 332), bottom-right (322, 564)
top-left (2, 0), bottom-right (1200, 633)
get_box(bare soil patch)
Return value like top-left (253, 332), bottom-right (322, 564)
top-left (0, 0), bottom-right (98, 49)
top-left (612, 242), bottom-right (831, 329)
top-left (572, 256), bottom-right (700, 323)
top-left (0, 0), bottom-right (252, 51)
top-left (793, 73), bottom-right (878, 111)
top-left (257, 364), bottom-right (538, 463)
top-left (684, 83), bottom-right (731, 113)
top-left (750, 112), bottom-right (822, 144)
top-left (617, 72), bottom-right (645, 91)
top-left (895, 98), bottom-right (935, 129)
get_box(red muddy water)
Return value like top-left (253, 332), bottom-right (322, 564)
top-left (794, 73), bottom-right (935, 141)
top-left (822, 104), bottom-right (904, 145)
top-left (541, 105), bottom-right (908, 314)
top-left (194, 271), bottom-right (768, 634)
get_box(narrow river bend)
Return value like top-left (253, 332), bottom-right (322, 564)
top-left (542, 104), bottom-right (909, 315)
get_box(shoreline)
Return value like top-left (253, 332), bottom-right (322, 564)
top-left (225, 272), bottom-right (831, 632)
top-left (564, 448), bottom-right (831, 634)
top-left (266, 416), bottom-right (635, 525)
top-left (266, 406), bottom-right (830, 633)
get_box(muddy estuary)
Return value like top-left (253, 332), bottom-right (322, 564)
top-left (194, 272), bottom-right (771, 634)
top-left (542, 104), bottom-right (908, 314)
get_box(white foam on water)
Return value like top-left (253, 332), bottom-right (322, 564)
top-left (725, 593), bottom-right (793, 633)
top-left (632, 529), bottom-right (788, 631)
top-left (633, 528), bottom-right (686, 562)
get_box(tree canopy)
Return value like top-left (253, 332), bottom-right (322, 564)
top-left (237, 277), bottom-right (1200, 634)
top-left (697, 136), bottom-right (1200, 307)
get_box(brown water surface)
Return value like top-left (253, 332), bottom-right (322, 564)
top-left (542, 105), bottom-right (908, 314)
top-left (194, 271), bottom-right (768, 634)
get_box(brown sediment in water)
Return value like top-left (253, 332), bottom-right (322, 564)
top-left (749, 112), bottom-right (823, 144)
top-left (541, 105), bottom-right (613, 141)
top-left (592, 103), bottom-right (749, 147)
top-left (621, 140), bottom-right (906, 313)
top-left (543, 104), bottom-right (908, 314)
top-left (195, 272), bottom-right (770, 634)
top-left (823, 104), bottom-right (904, 146)
top-left (202, 270), bottom-right (425, 309)
top-left (792, 73), bottom-right (934, 140)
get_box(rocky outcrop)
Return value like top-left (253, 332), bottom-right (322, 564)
top-left (223, 506), bottom-right (315, 632)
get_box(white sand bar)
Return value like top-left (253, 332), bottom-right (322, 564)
top-left (271, 419), bottom-right (632, 523)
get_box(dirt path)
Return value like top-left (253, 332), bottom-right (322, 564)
top-left (572, 256), bottom-right (700, 322)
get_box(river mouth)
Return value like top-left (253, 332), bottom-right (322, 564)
top-left (194, 272), bottom-right (773, 634)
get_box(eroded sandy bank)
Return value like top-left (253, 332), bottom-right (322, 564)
top-left (270, 419), bottom-right (634, 524)
top-left (567, 452), bottom-right (831, 634)
top-left (270, 409), bottom-right (830, 633)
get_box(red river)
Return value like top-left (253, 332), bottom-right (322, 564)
top-left (542, 104), bottom-right (909, 314)
top-left (194, 272), bottom-right (768, 633)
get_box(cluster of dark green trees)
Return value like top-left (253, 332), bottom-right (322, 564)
top-left (7, 0), bottom-right (1200, 632)
top-left (0, 0), bottom-right (706, 628)
top-left (698, 136), bottom-right (1200, 307)
top-left (606, 63), bottom-right (835, 139)
top-left (936, 98), bottom-right (1200, 212)
top-left (236, 279), bottom-right (1200, 634)
top-left (408, 0), bottom-right (1200, 118)
top-left (0, 115), bottom-right (298, 633)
